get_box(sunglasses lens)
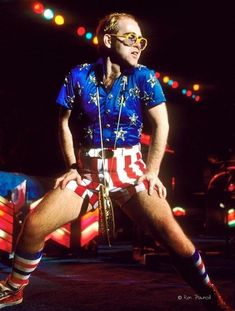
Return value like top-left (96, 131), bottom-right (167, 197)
top-left (126, 33), bottom-right (147, 50)
top-left (125, 33), bottom-right (137, 46)
top-left (114, 33), bottom-right (147, 50)
top-left (139, 38), bottom-right (147, 50)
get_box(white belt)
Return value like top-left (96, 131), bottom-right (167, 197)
top-left (81, 145), bottom-right (141, 159)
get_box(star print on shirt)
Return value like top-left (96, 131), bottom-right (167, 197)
top-left (129, 113), bottom-right (138, 125)
top-left (114, 127), bottom-right (127, 141)
top-left (118, 96), bottom-right (126, 107)
top-left (138, 125), bottom-right (143, 137)
top-left (56, 62), bottom-right (166, 148)
top-left (78, 63), bottom-right (89, 70)
top-left (147, 73), bottom-right (158, 88)
top-left (89, 75), bottom-right (97, 85)
top-left (129, 86), bottom-right (141, 98)
top-left (141, 91), bottom-right (154, 105)
top-left (63, 75), bottom-right (69, 87)
top-left (88, 93), bottom-right (98, 106)
top-left (66, 95), bottom-right (75, 106)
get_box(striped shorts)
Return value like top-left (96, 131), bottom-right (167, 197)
top-left (66, 145), bottom-right (148, 209)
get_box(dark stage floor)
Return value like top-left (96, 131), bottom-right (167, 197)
top-left (1, 237), bottom-right (235, 311)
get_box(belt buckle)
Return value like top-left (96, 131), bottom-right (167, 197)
top-left (98, 149), bottom-right (114, 159)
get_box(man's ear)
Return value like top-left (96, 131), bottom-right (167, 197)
top-left (103, 34), bottom-right (112, 48)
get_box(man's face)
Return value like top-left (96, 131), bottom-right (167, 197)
top-left (110, 17), bottom-right (145, 67)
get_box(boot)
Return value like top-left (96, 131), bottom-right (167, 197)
top-left (170, 250), bottom-right (234, 311)
top-left (201, 283), bottom-right (233, 311)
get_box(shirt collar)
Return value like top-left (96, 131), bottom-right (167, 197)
top-left (94, 57), bottom-right (136, 82)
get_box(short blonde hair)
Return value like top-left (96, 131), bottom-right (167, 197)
top-left (96, 12), bottom-right (137, 50)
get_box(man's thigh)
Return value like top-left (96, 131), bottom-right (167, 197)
top-left (121, 189), bottom-right (194, 255)
top-left (29, 187), bottom-right (88, 235)
top-left (121, 189), bottom-right (173, 229)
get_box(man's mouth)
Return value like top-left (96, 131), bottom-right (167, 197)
top-left (131, 51), bottom-right (139, 58)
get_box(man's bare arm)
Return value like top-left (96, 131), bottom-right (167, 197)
top-left (146, 102), bottom-right (169, 174)
top-left (138, 103), bottom-right (169, 197)
top-left (58, 107), bottom-right (77, 168)
top-left (54, 107), bottom-right (81, 189)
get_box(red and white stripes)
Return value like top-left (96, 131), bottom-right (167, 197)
top-left (66, 145), bottom-right (148, 209)
top-left (7, 249), bottom-right (43, 289)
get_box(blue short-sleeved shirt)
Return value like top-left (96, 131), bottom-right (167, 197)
top-left (56, 59), bottom-right (166, 148)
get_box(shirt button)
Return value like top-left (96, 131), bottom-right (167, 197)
top-left (105, 109), bottom-right (110, 114)
top-left (108, 94), bottom-right (113, 99)
top-left (106, 124), bottom-right (111, 128)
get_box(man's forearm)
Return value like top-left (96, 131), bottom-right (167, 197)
top-left (145, 103), bottom-right (169, 174)
top-left (146, 123), bottom-right (169, 174)
top-left (58, 109), bottom-right (77, 169)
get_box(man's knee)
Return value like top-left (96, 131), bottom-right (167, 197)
top-left (22, 213), bottom-right (42, 239)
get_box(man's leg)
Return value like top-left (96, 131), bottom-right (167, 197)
top-left (121, 189), bottom-right (194, 255)
top-left (0, 186), bottom-right (87, 308)
top-left (121, 189), bottom-right (232, 311)
top-left (18, 187), bottom-right (85, 253)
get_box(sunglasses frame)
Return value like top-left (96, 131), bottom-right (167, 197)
top-left (110, 32), bottom-right (148, 51)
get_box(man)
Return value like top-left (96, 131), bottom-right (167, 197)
top-left (0, 12), bottom-right (233, 310)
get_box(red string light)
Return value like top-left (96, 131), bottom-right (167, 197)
top-left (32, 2), bottom-right (44, 14)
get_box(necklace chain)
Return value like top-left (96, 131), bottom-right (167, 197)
top-left (96, 75), bottom-right (127, 246)
top-left (96, 75), bottom-right (128, 189)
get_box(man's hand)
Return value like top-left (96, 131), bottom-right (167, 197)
top-left (54, 169), bottom-right (82, 190)
top-left (137, 171), bottom-right (167, 198)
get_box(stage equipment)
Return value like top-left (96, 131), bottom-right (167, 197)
top-left (205, 165), bottom-right (235, 232)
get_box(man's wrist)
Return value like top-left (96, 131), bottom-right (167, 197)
top-left (69, 163), bottom-right (79, 170)
top-left (146, 166), bottom-right (160, 175)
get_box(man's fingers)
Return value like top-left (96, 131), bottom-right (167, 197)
top-left (60, 172), bottom-right (82, 189)
top-left (138, 174), bottom-right (167, 198)
top-left (156, 185), bottom-right (167, 199)
top-left (148, 182), bottom-right (155, 195)
top-left (61, 176), bottom-right (71, 189)
top-left (54, 177), bottom-right (62, 189)
top-left (162, 186), bottom-right (167, 198)
top-left (76, 176), bottom-right (82, 185)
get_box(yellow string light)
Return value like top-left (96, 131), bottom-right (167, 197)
top-left (54, 15), bottom-right (64, 25)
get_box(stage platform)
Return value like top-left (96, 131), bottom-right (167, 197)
top-left (0, 239), bottom-right (235, 311)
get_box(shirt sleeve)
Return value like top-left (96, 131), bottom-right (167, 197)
top-left (56, 69), bottom-right (78, 110)
top-left (140, 68), bottom-right (166, 109)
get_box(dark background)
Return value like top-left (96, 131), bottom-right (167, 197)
top-left (0, 0), bottom-right (234, 194)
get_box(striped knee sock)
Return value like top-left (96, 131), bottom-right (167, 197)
top-left (7, 248), bottom-right (43, 290)
top-left (171, 249), bottom-right (212, 295)
top-left (191, 249), bottom-right (211, 285)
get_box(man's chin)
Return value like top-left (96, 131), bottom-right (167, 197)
top-left (124, 61), bottom-right (138, 69)
top-left (119, 58), bottom-right (139, 72)
top-left (128, 58), bottom-right (138, 66)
